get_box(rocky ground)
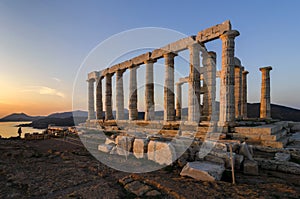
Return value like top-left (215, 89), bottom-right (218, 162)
top-left (0, 138), bottom-right (300, 199)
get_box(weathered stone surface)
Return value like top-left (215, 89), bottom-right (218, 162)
top-left (204, 155), bottom-right (225, 166)
top-left (256, 158), bottom-right (300, 174)
top-left (275, 152), bottom-right (291, 161)
top-left (235, 154), bottom-right (244, 170)
top-left (259, 66), bottom-right (272, 119)
top-left (130, 52), bottom-right (151, 65)
top-left (98, 144), bottom-right (114, 153)
top-left (145, 190), bottom-right (161, 197)
top-left (196, 20), bottom-right (231, 43)
top-left (243, 160), bottom-right (259, 175)
top-left (239, 142), bottom-right (253, 160)
top-left (116, 136), bottom-right (134, 152)
top-left (124, 181), bottom-right (152, 196)
top-left (133, 138), bottom-right (149, 159)
top-left (180, 161), bottom-right (225, 181)
top-left (105, 138), bottom-right (115, 145)
top-left (147, 140), bottom-right (176, 165)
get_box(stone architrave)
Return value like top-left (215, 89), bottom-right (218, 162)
top-left (234, 61), bottom-right (242, 119)
top-left (144, 60), bottom-right (155, 121)
top-left (87, 78), bottom-right (96, 120)
top-left (96, 77), bottom-right (103, 120)
top-left (175, 83), bottom-right (182, 120)
top-left (188, 43), bottom-right (201, 123)
top-left (219, 30), bottom-right (239, 126)
top-left (260, 66), bottom-right (272, 119)
top-left (116, 69), bottom-right (125, 120)
top-left (105, 73), bottom-right (113, 120)
top-left (164, 53), bottom-right (176, 121)
top-left (202, 51), bottom-right (217, 121)
top-left (129, 66), bottom-right (138, 120)
top-left (241, 70), bottom-right (249, 118)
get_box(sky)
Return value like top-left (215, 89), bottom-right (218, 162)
top-left (0, 0), bottom-right (300, 117)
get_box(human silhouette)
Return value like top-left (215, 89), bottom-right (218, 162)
top-left (17, 127), bottom-right (22, 138)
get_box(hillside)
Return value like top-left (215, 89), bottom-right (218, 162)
top-left (0, 113), bottom-right (43, 122)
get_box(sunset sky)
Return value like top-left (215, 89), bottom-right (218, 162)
top-left (1, 0), bottom-right (300, 118)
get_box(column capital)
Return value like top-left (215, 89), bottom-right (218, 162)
top-left (163, 52), bottom-right (177, 60)
top-left (87, 78), bottom-right (95, 83)
top-left (116, 68), bottom-right (126, 74)
top-left (144, 59), bottom-right (156, 64)
top-left (219, 30), bottom-right (240, 41)
top-left (188, 42), bottom-right (202, 52)
top-left (259, 66), bottom-right (272, 72)
top-left (242, 70), bottom-right (249, 75)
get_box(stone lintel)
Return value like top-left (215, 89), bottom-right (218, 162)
top-left (259, 66), bottom-right (272, 71)
top-left (196, 20), bottom-right (232, 43)
top-left (151, 48), bottom-right (170, 60)
top-left (131, 52), bottom-right (151, 65)
top-left (161, 36), bottom-right (198, 53)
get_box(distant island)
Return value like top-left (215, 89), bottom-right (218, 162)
top-left (0, 103), bottom-right (300, 129)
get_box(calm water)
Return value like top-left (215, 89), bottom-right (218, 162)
top-left (0, 121), bottom-right (45, 138)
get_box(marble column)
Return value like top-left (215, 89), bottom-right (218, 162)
top-left (260, 66), bottom-right (272, 119)
top-left (234, 62), bottom-right (242, 119)
top-left (144, 60), bottom-right (155, 121)
top-left (164, 53), bottom-right (176, 121)
top-left (116, 69), bottom-right (125, 120)
top-left (175, 83), bottom-right (182, 120)
top-left (219, 30), bottom-right (239, 126)
top-left (202, 51), bottom-right (217, 121)
top-left (96, 77), bottom-right (103, 120)
top-left (88, 78), bottom-right (96, 120)
top-left (188, 43), bottom-right (201, 123)
top-left (105, 73), bottom-right (113, 120)
top-left (241, 70), bottom-right (249, 119)
top-left (129, 66), bottom-right (138, 120)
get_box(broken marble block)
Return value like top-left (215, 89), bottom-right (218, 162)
top-left (180, 161), bottom-right (225, 181)
top-left (275, 152), bottom-right (291, 162)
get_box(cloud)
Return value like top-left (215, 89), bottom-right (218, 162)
top-left (52, 77), bottom-right (62, 83)
top-left (21, 86), bottom-right (65, 98)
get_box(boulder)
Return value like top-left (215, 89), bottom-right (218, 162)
top-left (133, 138), bottom-right (149, 159)
top-left (147, 140), bottom-right (176, 165)
top-left (243, 160), bottom-right (259, 175)
top-left (275, 152), bottom-right (291, 161)
top-left (180, 161), bottom-right (225, 181)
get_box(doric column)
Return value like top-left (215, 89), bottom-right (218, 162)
top-left (116, 69), bottom-right (125, 120)
top-left (260, 66), bottom-right (272, 119)
top-left (241, 70), bottom-right (249, 119)
top-left (144, 60), bottom-right (155, 121)
top-left (87, 78), bottom-right (96, 120)
top-left (129, 66), bottom-right (138, 120)
top-left (96, 77), bottom-right (103, 120)
top-left (175, 83), bottom-right (182, 120)
top-left (105, 73), bottom-right (113, 120)
top-left (219, 30), bottom-right (240, 126)
top-left (164, 53), bottom-right (176, 121)
top-left (234, 59), bottom-right (242, 119)
top-left (188, 43), bottom-right (201, 123)
top-left (202, 51), bottom-right (217, 121)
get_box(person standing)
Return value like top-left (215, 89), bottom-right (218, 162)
top-left (17, 127), bottom-right (22, 138)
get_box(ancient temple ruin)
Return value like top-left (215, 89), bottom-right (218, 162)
top-left (86, 21), bottom-right (271, 131)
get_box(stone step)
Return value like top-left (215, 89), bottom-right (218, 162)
top-left (260, 129), bottom-right (287, 141)
top-left (235, 123), bottom-right (285, 136)
top-left (261, 136), bottom-right (289, 148)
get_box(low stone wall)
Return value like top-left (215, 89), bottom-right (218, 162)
top-left (24, 133), bottom-right (50, 140)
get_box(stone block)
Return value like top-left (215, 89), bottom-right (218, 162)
top-left (204, 155), bottom-right (225, 166)
top-left (133, 138), bottom-right (149, 159)
top-left (98, 144), bottom-right (114, 153)
top-left (180, 161), bottom-right (225, 181)
top-left (105, 138), bottom-right (115, 145)
top-left (124, 181), bottom-right (152, 196)
top-left (243, 160), bottom-right (259, 175)
top-left (147, 140), bottom-right (176, 165)
top-left (116, 136), bottom-right (134, 152)
top-left (239, 142), bottom-right (253, 160)
top-left (275, 152), bottom-right (291, 162)
top-left (234, 154), bottom-right (244, 170)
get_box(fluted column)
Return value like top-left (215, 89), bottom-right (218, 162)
top-left (96, 77), bottom-right (103, 120)
top-left (202, 51), bottom-right (217, 121)
top-left (219, 30), bottom-right (239, 126)
top-left (164, 53), bottom-right (176, 121)
top-left (260, 66), bottom-right (272, 119)
top-left (144, 60), bottom-right (155, 121)
top-left (188, 43), bottom-right (201, 123)
top-left (234, 63), bottom-right (242, 119)
top-left (116, 69), bottom-right (125, 120)
top-left (241, 70), bottom-right (249, 118)
top-left (88, 79), bottom-right (96, 120)
top-left (129, 66), bottom-right (138, 120)
top-left (105, 73), bottom-right (113, 120)
top-left (175, 83), bottom-right (182, 120)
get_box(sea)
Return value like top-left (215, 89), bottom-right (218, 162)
top-left (0, 121), bottom-right (45, 138)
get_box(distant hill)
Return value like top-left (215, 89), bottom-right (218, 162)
top-left (0, 113), bottom-right (43, 122)
top-left (48, 110), bottom-right (88, 119)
